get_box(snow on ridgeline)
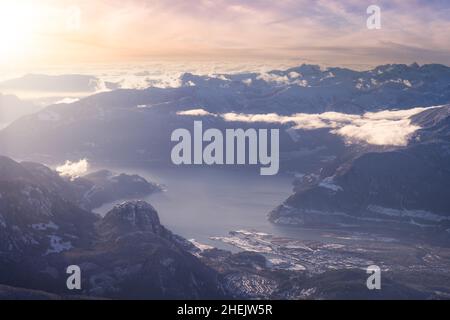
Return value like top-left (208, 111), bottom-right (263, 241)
top-left (319, 176), bottom-right (343, 192)
top-left (188, 239), bottom-right (214, 252)
top-left (177, 106), bottom-right (437, 147)
top-left (367, 205), bottom-right (450, 223)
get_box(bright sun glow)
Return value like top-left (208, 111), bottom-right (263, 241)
top-left (0, 1), bottom-right (42, 63)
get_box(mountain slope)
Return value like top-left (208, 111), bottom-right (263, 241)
top-left (0, 156), bottom-right (225, 298)
top-left (0, 93), bottom-right (39, 129)
top-left (269, 105), bottom-right (450, 244)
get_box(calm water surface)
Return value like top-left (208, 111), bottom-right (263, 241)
top-left (93, 166), bottom-right (340, 249)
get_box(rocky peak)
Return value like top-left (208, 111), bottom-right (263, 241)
top-left (99, 201), bottom-right (165, 239)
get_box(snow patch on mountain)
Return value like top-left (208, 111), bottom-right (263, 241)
top-left (55, 98), bottom-right (80, 104)
top-left (31, 221), bottom-right (59, 231)
top-left (319, 177), bottom-right (343, 192)
top-left (189, 239), bottom-right (214, 251)
top-left (45, 235), bottom-right (73, 255)
top-left (367, 205), bottom-right (450, 222)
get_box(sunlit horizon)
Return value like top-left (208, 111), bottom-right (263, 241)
top-left (1, 0), bottom-right (450, 71)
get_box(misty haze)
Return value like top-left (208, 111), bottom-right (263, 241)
top-left (0, 0), bottom-right (450, 303)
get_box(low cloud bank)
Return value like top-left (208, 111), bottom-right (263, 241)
top-left (176, 109), bottom-right (215, 116)
top-left (179, 107), bottom-right (433, 146)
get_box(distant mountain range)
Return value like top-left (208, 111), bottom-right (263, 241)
top-left (1, 63), bottom-right (449, 164)
top-left (5, 63), bottom-right (449, 113)
top-left (179, 63), bottom-right (450, 114)
top-left (0, 63), bottom-right (449, 245)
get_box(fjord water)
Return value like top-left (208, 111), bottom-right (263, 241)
top-left (93, 166), bottom-right (327, 249)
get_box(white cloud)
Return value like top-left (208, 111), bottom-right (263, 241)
top-left (242, 78), bottom-right (252, 86)
top-left (255, 72), bottom-right (310, 87)
top-left (177, 108), bottom-right (215, 116)
top-left (221, 111), bottom-right (359, 130)
top-left (221, 107), bottom-right (435, 146)
top-left (288, 71), bottom-right (301, 79)
top-left (56, 158), bottom-right (89, 179)
top-left (331, 119), bottom-right (420, 146)
top-left (55, 97), bottom-right (79, 104)
top-left (5, 60), bottom-right (303, 98)
top-left (256, 73), bottom-right (290, 85)
top-left (362, 107), bottom-right (427, 121)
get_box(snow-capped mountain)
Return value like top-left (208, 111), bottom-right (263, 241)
top-left (179, 63), bottom-right (450, 114)
top-left (1, 63), bottom-right (449, 165)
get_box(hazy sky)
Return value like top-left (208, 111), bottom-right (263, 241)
top-left (1, 0), bottom-right (450, 68)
